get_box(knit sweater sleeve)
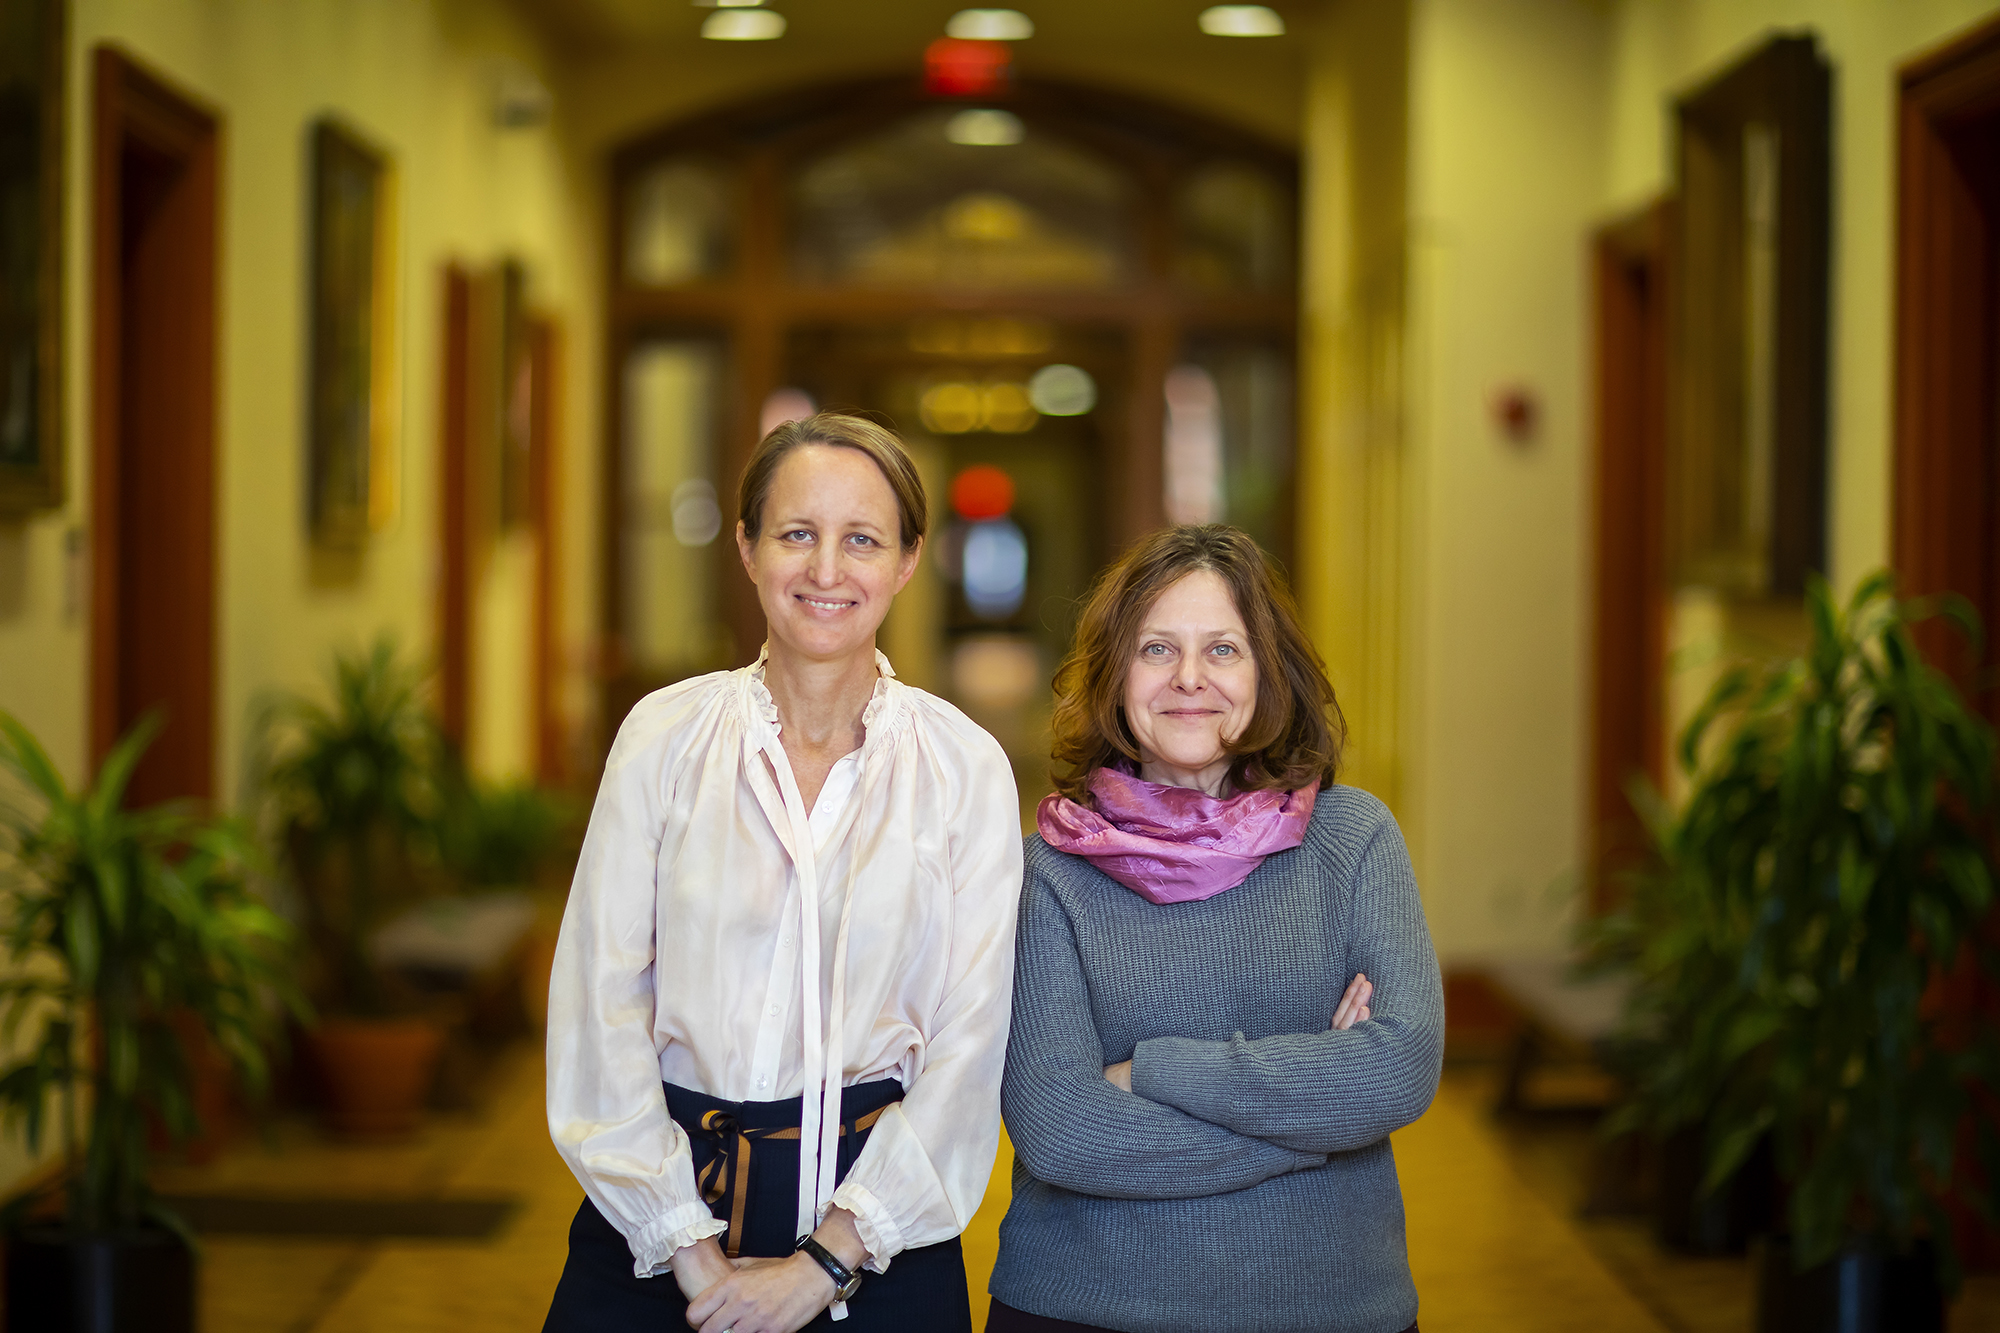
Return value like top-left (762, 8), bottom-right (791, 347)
top-left (1002, 850), bottom-right (1328, 1199)
top-left (1128, 811), bottom-right (1444, 1155)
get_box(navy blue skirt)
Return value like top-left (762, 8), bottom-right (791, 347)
top-left (544, 1078), bottom-right (972, 1332)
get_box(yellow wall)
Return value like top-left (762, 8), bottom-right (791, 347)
top-left (1297, 0), bottom-right (1410, 811)
top-left (1605, 0), bottom-right (2000, 601)
top-left (1388, 0), bottom-right (1612, 964)
top-left (0, 0), bottom-right (596, 799)
top-left (0, 0), bottom-right (594, 1188)
top-left (1607, 1), bottom-right (2000, 807)
top-left (1351, 0), bottom-right (2000, 967)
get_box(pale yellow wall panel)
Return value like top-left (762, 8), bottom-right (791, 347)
top-left (1401, 0), bottom-right (1609, 965)
top-left (0, 0), bottom-right (594, 807)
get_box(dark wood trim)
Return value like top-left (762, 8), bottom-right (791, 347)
top-left (89, 47), bottom-right (220, 803)
top-left (528, 316), bottom-right (562, 785)
top-left (1587, 200), bottom-right (1672, 913)
top-left (88, 50), bottom-right (123, 772)
top-left (1670, 35), bottom-right (1831, 596)
top-left (0, 0), bottom-right (66, 513)
top-left (1891, 12), bottom-right (2000, 1275)
top-left (611, 285), bottom-right (1297, 328)
top-left (1892, 11), bottom-right (2000, 713)
top-left (438, 264), bottom-right (472, 751)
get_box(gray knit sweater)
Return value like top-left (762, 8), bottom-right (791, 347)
top-left (990, 785), bottom-right (1443, 1333)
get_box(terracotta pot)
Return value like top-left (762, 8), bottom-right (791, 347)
top-left (306, 1017), bottom-right (445, 1138)
top-left (5, 1227), bottom-right (194, 1333)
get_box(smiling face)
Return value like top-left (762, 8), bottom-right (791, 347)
top-left (736, 443), bottom-right (920, 667)
top-left (1122, 569), bottom-right (1259, 795)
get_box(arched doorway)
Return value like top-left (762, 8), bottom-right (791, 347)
top-left (602, 77), bottom-right (1298, 780)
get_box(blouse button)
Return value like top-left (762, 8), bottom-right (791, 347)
top-left (757, 1077), bottom-right (768, 1089)
top-left (769, 1005), bottom-right (779, 1016)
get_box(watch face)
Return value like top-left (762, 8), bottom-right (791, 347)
top-left (837, 1275), bottom-right (863, 1300)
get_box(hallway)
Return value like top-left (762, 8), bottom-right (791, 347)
top-left (154, 1043), bottom-right (2000, 1332)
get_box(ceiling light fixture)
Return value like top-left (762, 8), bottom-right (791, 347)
top-left (1197, 5), bottom-right (1285, 37)
top-left (692, 0), bottom-right (766, 8)
top-left (945, 9), bottom-right (1034, 41)
top-left (945, 108), bottom-right (1024, 146)
top-left (702, 9), bottom-right (785, 39)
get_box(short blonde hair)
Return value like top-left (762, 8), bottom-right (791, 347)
top-left (738, 412), bottom-right (927, 551)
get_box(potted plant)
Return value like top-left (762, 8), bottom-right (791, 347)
top-left (0, 712), bottom-right (297, 1333)
top-left (426, 765), bottom-right (577, 1037)
top-left (259, 638), bottom-right (445, 1136)
top-left (1600, 573), bottom-right (2000, 1331)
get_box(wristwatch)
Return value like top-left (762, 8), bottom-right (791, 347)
top-left (795, 1233), bottom-right (864, 1301)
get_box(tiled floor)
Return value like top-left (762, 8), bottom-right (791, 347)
top-left (159, 1047), bottom-right (2000, 1332)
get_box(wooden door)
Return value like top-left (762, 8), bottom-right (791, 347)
top-left (437, 265), bottom-right (472, 752)
top-left (89, 49), bottom-right (219, 806)
top-left (1894, 16), bottom-right (2000, 710)
top-left (1586, 202), bottom-right (1671, 912)
top-left (527, 317), bottom-right (563, 784)
top-left (1893, 13), bottom-right (2000, 1272)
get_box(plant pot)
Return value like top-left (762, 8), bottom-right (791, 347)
top-left (1652, 1125), bottom-right (1773, 1255)
top-left (1756, 1238), bottom-right (1942, 1333)
top-left (306, 1016), bottom-right (444, 1138)
top-left (4, 1226), bottom-right (194, 1333)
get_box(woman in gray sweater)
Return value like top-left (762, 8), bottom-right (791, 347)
top-left (990, 525), bottom-right (1442, 1333)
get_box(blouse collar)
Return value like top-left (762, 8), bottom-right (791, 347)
top-left (744, 644), bottom-right (902, 746)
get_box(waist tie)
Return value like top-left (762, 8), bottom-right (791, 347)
top-left (687, 1100), bottom-right (894, 1258)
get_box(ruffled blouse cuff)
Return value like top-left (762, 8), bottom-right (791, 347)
top-left (629, 1206), bottom-right (728, 1279)
top-left (830, 1180), bottom-right (902, 1274)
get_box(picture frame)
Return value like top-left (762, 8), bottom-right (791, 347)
top-left (308, 116), bottom-right (397, 545)
top-left (1668, 34), bottom-right (1831, 597)
top-left (0, 0), bottom-right (67, 514)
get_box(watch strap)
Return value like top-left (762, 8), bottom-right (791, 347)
top-left (795, 1233), bottom-right (863, 1300)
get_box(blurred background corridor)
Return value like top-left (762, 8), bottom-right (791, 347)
top-left (4, 0), bottom-right (2000, 1329)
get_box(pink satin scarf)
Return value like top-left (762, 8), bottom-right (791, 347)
top-left (1036, 766), bottom-right (1318, 905)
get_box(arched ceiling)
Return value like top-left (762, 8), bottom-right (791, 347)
top-left (513, 0), bottom-right (1314, 154)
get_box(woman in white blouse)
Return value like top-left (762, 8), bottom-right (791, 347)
top-left (543, 414), bottom-right (1023, 1333)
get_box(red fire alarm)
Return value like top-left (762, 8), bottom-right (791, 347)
top-left (925, 38), bottom-right (1011, 97)
top-left (1491, 384), bottom-right (1539, 446)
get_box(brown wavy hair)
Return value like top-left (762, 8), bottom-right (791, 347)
top-left (738, 412), bottom-right (927, 550)
top-left (1048, 525), bottom-right (1345, 802)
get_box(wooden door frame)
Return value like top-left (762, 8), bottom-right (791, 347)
top-left (1893, 14), bottom-right (2000, 708)
top-left (88, 47), bottom-right (219, 786)
top-left (438, 264), bottom-right (472, 752)
top-left (1587, 200), bottom-right (1672, 913)
top-left (1892, 13), bottom-right (2000, 1274)
top-left (528, 316), bottom-right (563, 784)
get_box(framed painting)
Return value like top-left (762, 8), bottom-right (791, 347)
top-left (308, 117), bottom-right (397, 545)
top-left (1669, 34), bottom-right (1831, 596)
top-left (0, 0), bottom-right (66, 513)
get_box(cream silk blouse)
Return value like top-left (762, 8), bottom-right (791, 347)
top-left (546, 650), bottom-right (1024, 1284)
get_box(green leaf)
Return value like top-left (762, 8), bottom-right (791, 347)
top-left (87, 712), bottom-right (165, 822)
top-left (0, 712), bottom-right (71, 804)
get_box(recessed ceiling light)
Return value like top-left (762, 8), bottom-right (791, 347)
top-left (692, 0), bottom-right (765, 7)
top-left (945, 108), bottom-right (1024, 146)
top-left (945, 9), bottom-right (1034, 41)
top-left (1198, 5), bottom-right (1285, 37)
top-left (702, 9), bottom-right (785, 38)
